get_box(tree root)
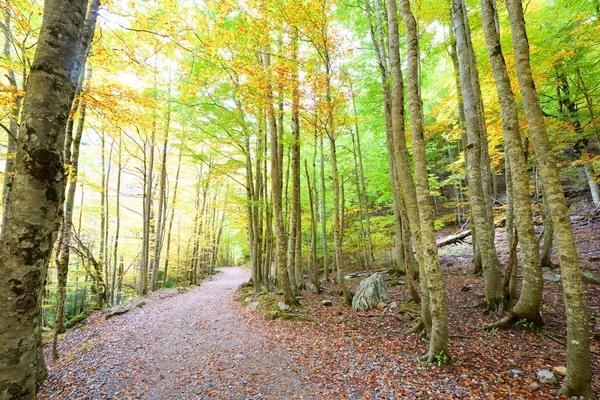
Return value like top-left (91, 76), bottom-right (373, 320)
top-left (484, 312), bottom-right (518, 331)
top-left (483, 311), bottom-right (544, 331)
top-left (404, 318), bottom-right (426, 336)
top-left (558, 383), bottom-right (597, 400)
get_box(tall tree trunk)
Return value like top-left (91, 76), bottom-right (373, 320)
top-left (506, 0), bottom-right (594, 396)
top-left (52, 67), bottom-right (93, 360)
top-left (0, 0), bottom-right (87, 395)
top-left (350, 128), bottom-right (369, 269)
top-left (305, 159), bottom-right (320, 294)
top-left (263, 50), bottom-right (297, 306)
top-left (151, 94), bottom-right (171, 291)
top-left (162, 147), bottom-right (182, 288)
top-left (350, 80), bottom-right (374, 267)
top-left (386, 0), bottom-right (431, 334)
top-left (365, 0), bottom-right (407, 276)
top-left (99, 131), bottom-right (107, 307)
top-left (448, 31), bottom-right (482, 274)
top-left (139, 123), bottom-right (155, 295)
top-left (399, 0), bottom-right (449, 362)
top-left (111, 132), bottom-right (122, 304)
top-left (452, 0), bottom-right (505, 310)
top-left (480, 0), bottom-right (542, 324)
top-left (1, 10), bottom-right (22, 228)
top-left (319, 134), bottom-right (328, 281)
top-left (288, 29), bottom-right (302, 292)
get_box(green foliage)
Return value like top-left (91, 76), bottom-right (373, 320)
top-left (434, 350), bottom-right (449, 366)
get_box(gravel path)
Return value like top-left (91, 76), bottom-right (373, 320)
top-left (39, 268), bottom-right (310, 400)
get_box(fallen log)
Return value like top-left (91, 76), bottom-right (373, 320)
top-left (436, 229), bottom-right (471, 247)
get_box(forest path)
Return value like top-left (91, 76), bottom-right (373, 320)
top-left (39, 267), bottom-right (310, 400)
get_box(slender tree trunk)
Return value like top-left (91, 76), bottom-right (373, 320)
top-left (350, 128), bottom-right (368, 269)
top-left (584, 158), bottom-right (599, 207)
top-left (506, 0), bottom-right (594, 396)
top-left (319, 134), bottom-right (328, 281)
top-left (111, 133), bottom-right (122, 304)
top-left (305, 159), bottom-right (320, 293)
top-left (0, 0), bottom-right (87, 395)
top-left (399, 0), bottom-right (449, 362)
top-left (386, 0), bottom-right (431, 334)
top-left (162, 147), bottom-right (182, 288)
top-left (452, 0), bottom-right (505, 310)
top-left (481, 0), bottom-right (542, 323)
top-left (1, 10), bottom-right (22, 228)
top-left (52, 67), bottom-right (93, 360)
top-left (448, 16), bottom-right (482, 274)
top-left (263, 50), bottom-right (297, 306)
top-left (365, 0), bottom-right (407, 276)
top-left (151, 95), bottom-right (171, 291)
top-left (350, 80), bottom-right (374, 267)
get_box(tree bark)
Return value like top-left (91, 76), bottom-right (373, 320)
top-left (0, 10), bottom-right (22, 228)
top-left (480, 0), bottom-right (542, 323)
top-left (399, 0), bottom-right (449, 362)
top-left (0, 0), bottom-right (87, 395)
top-left (52, 67), bottom-right (93, 360)
top-left (452, 0), bottom-right (505, 310)
top-left (386, 0), bottom-right (431, 334)
top-left (151, 93), bottom-right (171, 291)
top-left (162, 147), bottom-right (182, 288)
top-left (506, 0), bottom-right (594, 396)
top-left (263, 50), bottom-right (297, 306)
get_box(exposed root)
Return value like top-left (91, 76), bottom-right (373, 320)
top-left (484, 312), bottom-right (517, 331)
top-left (558, 383), bottom-right (597, 400)
top-left (404, 318), bottom-right (426, 336)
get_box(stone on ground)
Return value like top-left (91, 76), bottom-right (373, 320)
top-left (352, 273), bottom-right (390, 312)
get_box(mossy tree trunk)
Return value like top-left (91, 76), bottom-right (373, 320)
top-left (506, 0), bottom-right (594, 397)
top-left (0, 0), bottom-right (88, 396)
top-left (399, 0), bottom-right (449, 362)
top-left (480, 0), bottom-right (543, 324)
top-left (452, 0), bottom-right (505, 311)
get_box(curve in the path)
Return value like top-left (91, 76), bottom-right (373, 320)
top-left (39, 268), bottom-right (310, 400)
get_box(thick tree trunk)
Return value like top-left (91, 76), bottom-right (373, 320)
top-left (386, 0), bottom-right (431, 335)
top-left (399, 0), bottom-right (449, 362)
top-left (452, 0), bottom-right (505, 310)
top-left (506, 0), bottom-right (594, 397)
top-left (0, 0), bottom-right (87, 396)
top-left (480, 0), bottom-right (542, 323)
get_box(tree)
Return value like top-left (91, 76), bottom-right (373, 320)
top-left (452, 0), bottom-right (504, 310)
top-left (480, 0), bottom-right (542, 325)
top-left (505, 0), bottom-right (594, 397)
top-left (398, 0), bottom-right (449, 362)
top-left (0, 0), bottom-right (88, 395)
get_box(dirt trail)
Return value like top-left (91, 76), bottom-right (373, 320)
top-left (39, 268), bottom-right (310, 400)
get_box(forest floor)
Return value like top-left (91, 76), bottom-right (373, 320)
top-left (233, 206), bottom-right (600, 399)
top-left (39, 208), bottom-right (600, 399)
